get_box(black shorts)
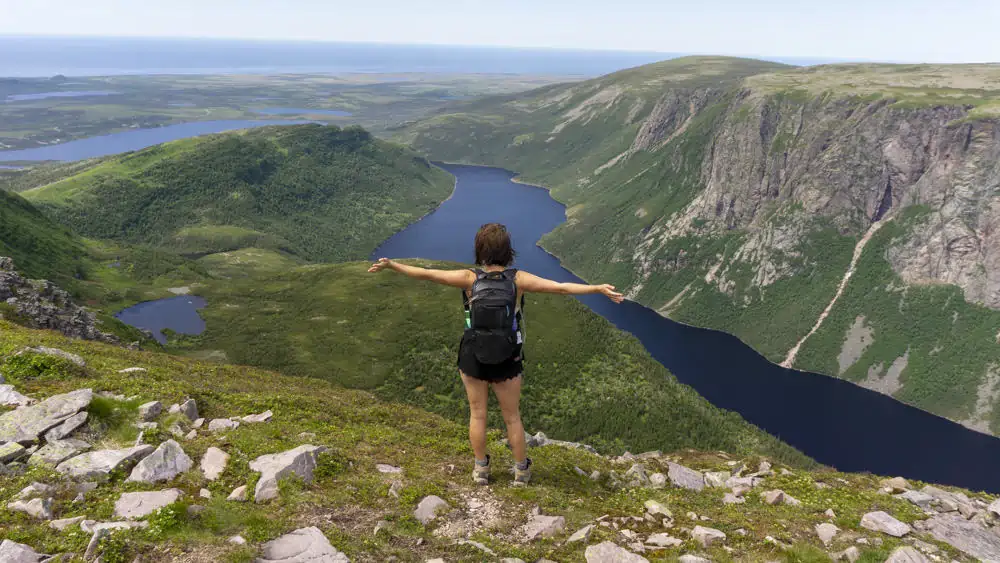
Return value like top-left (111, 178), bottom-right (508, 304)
top-left (457, 331), bottom-right (524, 382)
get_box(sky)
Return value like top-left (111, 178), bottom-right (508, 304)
top-left (2, 0), bottom-right (999, 63)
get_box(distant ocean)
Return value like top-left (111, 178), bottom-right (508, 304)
top-left (0, 36), bottom-right (839, 78)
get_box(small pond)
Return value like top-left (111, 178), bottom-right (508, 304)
top-left (115, 296), bottom-right (207, 345)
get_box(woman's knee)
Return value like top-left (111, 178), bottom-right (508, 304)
top-left (500, 408), bottom-right (521, 427)
top-left (469, 402), bottom-right (488, 423)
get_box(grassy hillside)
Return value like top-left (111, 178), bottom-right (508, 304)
top-left (21, 124), bottom-right (454, 262)
top-left (398, 56), bottom-right (1000, 434)
top-left (167, 256), bottom-right (811, 467)
top-left (0, 187), bottom-right (85, 282)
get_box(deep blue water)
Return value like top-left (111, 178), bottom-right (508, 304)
top-left (115, 295), bottom-right (207, 345)
top-left (374, 163), bottom-right (1000, 493)
top-left (0, 120), bottom-right (309, 162)
top-left (0, 36), bottom-right (846, 78)
top-left (5, 90), bottom-right (120, 101)
top-left (255, 108), bottom-right (352, 117)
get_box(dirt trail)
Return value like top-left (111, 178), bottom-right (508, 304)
top-left (781, 217), bottom-right (890, 368)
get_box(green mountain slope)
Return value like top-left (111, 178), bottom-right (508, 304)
top-left (20, 124), bottom-right (454, 262)
top-left (0, 188), bottom-right (84, 282)
top-left (399, 57), bottom-right (1000, 434)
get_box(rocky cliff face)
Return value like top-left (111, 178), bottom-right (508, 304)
top-left (0, 257), bottom-right (118, 344)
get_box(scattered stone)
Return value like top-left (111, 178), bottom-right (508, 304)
top-left (137, 401), bottom-right (162, 422)
top-left (0, 441), bottom-right (27, 463)
top-left (0, 539), bottom-right (40, 563)
top-left (722, 493), bottom-right (744, 504)
top-left (114, 489), bottom-right (183, 519)
top-left (29, 438), bottom-right (90, 466)
top-left (523, 513), bottom-right (565, 540)
top-left (678, 556), bottom-right (711, 563)
top-left (134, 422), bottom-right (158, 430)
top-left (763, 490), bottom-right (785, 505)
top-left (833, 546), bottom-right (861, 562)
top-left (184, 429), bottom-right (197, 440)
top-left (258, 526), bottom-right (349, 563)
top-left (704, 471), bottom-right (729, 488)
top-left (414, 495), bottom-right (449, 525)
top-left (227, 485), bottom-right (248, 502)
top-left (0, 388), bottom-right (92, 443)
top-left (644, 499), bottom-right (672, 519)
top-left (667, 462), bottom-right (705, 491)
top-left (7, 497), bottom-right (53, 519)
top-left (726, 475), bottom-right (760, 489)
top-left (568, 524), bottom-right (594, 543)
top-left (456, 539), bottom-right (496, 556)
top-left (881, 477), bottom-right (911, 493)
top-left (22, 346), bottom-right (85, 366)
top-left (783, 492), bottom-right (802, 506)
top-left (85, 528), bottom-right (108, 561)
top-left (376, 463), bottom-right (402, 474)
top-left (241, 409), bottom-right (272, 423)
top-left (388, 481), bottom-right (402, 498)
top-left (584, 541), bottom-right (649, 563)
top-left (825, 508), bottom-right (837, 519)
top-left (297, 432), bottom-right (316, 440)
top-left (50, 515), bottom-right (85, 530)
top-left (646, 533), bottom-right (683, 547)
top-left (861, 511), bottom-right (911, 537)
top-left (884, 546), bottom-right (930, 562)
top-left (118, 367), bottom-right (147, 374)
top-left (0, 384), bottom-right (32, 407)
top-left (168, 423), bottom-right (185, 437)
top-left (249, 444), bottom-right (327, 503)
top-left (229, 535), bottom-right (246, 545)
top-left (926, 512), bottom-right (1000, 561)
top-left (200, 447), bottom-right (229, 480)
top-left (649, 472), bottom-right (667, 488)
top-left (192, 418), bottom-right (205, 428)
top-left (200, 488), bottom-right (211, 499)
top-left (80, 520), bottom-right (149, 534)
top-left (692, 526), bottom-right (726, 548)
top-left (57, 445), bottom-right (154, 480)
top-left (731, 484), bottom-right (751, 498)
top-left (898, 490), bottom-right (935, 510)
top-left (590, 470), bottom-right (601, 481)
top-left (127, 439), bottom-right (192, 483)
top-left (816, 523), bottom-right (839, 546)
top-left (208, 418), bottom-right (239, 432)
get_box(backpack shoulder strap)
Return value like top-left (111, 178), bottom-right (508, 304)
top-left (504, 269), bottom-right (525, 310)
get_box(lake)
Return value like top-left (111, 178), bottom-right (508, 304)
top-left (374, 163), bottom-right (1000, 493)
top-left (5, 90), bottom-right (121, 102)
top-left (255, 108), bottom-right (352, 117)
top-left (0, 120), bottom-right (309, 162)
top-left (115, 295), bottom-right (207, 345)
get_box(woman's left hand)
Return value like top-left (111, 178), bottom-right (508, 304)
top-left (598, 284), bottom-right (625, 303)
top-left (368, 258), bottom-right (394, 273)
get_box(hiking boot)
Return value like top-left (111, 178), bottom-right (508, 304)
top-left (472, 455), bottom-right (490, 486)
top-left (512, 458), bottom-right (532, 487)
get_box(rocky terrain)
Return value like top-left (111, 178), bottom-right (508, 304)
top-left (3, 319), bottom-right (1000, 562)
top-left (0, 257), bottom-right (118, 344)
top-left (400, 57), bottom-right (1000, 435)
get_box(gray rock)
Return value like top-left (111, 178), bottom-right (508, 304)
top-left (922, 485), bottom-right (974, 514)
top-left (644, 499), bottom-right (672, 518)
top-left (646, 533), bottom-right (683, 547)
top-left (0, 384), bottom-right (32, 407)
top-left (722, 493), bottom-right (744, 504)
top-left (15, 482), bottom-right (54, 500)
top-left (0, 388), bottom-right (92, 443)
top-left (50, 515), bottom-right (85, 530)
top-left (208, 418), bottom-right (239, 432)
top-left (375, 463), bottom-right (402, 474)
top-left (84, 528), bottom-right (107, 561)
top-left (898, 490), bottom-right (935, 509)
top-left (884, 546), bottom-right (930, 563)
top-left (413, 495), bottom-right (449, 525)
top-left (567, 524), bottom-right (594, 543)
top-left (0, 441), bottom-right (27, 463)
top-left (257, 526), bottom-right (349, 563)
top-left (137, 401), bottom-right (162, 422)
top-left (692, 526), bottom-right (726, 547)
top-left (114, 488), bottom-right (183, 519)
top-left (184, 430), bottom-right (197, 440)
top-left (227, 485), bottom-right (248, 502)
top-left (649, 472), bottom-right (667, 488)
top-left (880, 477), bottom-right (912, 493)
top-left (763, 490), bottom-right (785, 505)
top-left (585, 541), bottom-right (649, 562)
top-left (56, 444), bottom-right (154, 480)
top-left (860, 511), bottom-right (911, 537)
top-left (118, 367), bottom-right (147, 374)
top-left (7, 497), bottom-right (53, 519)
top-left (127, 439), bottom-right (192, 483)
top-left (229, 535), bottom-right (247, 545)
top-left (22, 346), bottom-right (85, 366)
top-left (926, 512), bottom-right (1000, 561)
top-left (667, 462), bottom-right (705, 491)
top-left (80, 519), bottom-right (149, 534)
top-left (29, 438), bottom-right (90, 466)
top-left (456, 539), bottom-right (495, 556)
top-left (44, 411), bottom-right (88, 442)
top-left (704, 471), bottom-right (729, 488)
top-left (0, 539), bottom-right (40, 563)
top-left (200, 447), bottom-right (229, 480)
top-left (988, 497), bottom-right (1000, 518)
top-left (725, 475), bottom-right (760, 489)
top-left (192, 418), bottom-right (205, 429)
top-left (816, 523), bottom-right (839, 546)
top-left (825, 508), bottom-right (837, 519)
top-left (625, 463), bottom-right (650, 487)
top-left (242, 410), bottom-right (273, 423)
top-left (179, 399), bottom-right (198, 421)
top-left (523, 513), bottom-right (565, 540)
top-left (134, 422), bottom-right (158, 430)
top-left (200, 488), bottom-right (211, 499)
top-left (678, 556), bottom-right (711, 563)
top-left (249, 445), bottom-right (327, 503)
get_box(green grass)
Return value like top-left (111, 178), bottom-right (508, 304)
top-left (0, 187), bottom-right (86, 283)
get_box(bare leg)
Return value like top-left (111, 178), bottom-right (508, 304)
top-left (491, 375), bottom-right (526, 464)
top-left (460, 371), bottom-right (490, 461)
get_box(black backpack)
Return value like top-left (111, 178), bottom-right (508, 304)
top-left (462, 269), bottom-right (524, 364)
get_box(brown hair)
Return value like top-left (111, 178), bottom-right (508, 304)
top-left (474, 223), bottom-right (515, 267)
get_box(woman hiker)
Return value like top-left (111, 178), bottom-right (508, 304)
top-left (368, 223), bottom-right (624, 486)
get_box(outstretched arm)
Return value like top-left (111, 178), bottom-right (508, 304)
top-left (368, 258), bottom-right (474, 289)
top-left (517, 271), bottom-right (625, 303)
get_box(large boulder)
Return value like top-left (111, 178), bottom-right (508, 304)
top-left (413, 495), bottom-right (449, 525)
top-left (0, 441), bottom-right (27, 463)
top-left (926, 513), bottom-right (1000, 561)
top-left (0, 540), bottom-right (40, 563)
top-left (0, 384), bottom-right (32, 407)
top-left (523, 513), bottom-right (566, 540)
top-left (114, 489), bottom-right (183, 519)
top-left (256, 526), bottom-right (349, 563)
top-left (179, 399), bottom-right (198, 421)
top-left (127, 440), bottom-right (192, 483)
top-left (43, 411), bottom-right (88, 441)
top-left (56, 445), bottom-right (154, 480)
top-left (860, 511), bottom-right (911, 537)
top-left (200, 447), bottom-right (229, 480)
top-left (884, 546), bottom-right (930, 562)
top-left (7, 497), bottom-right (53, 519)
top-left (249, 445), bottom-right (327, 503)
top-left (28, 438), bottom-right (90, 466)
top-left (584, 541), bottom-right (649, 563)
top-left (667, 462), bottom-right (705, 491)
top-left (0, 388), bottom-right (92, 443)
top-left (897, 490), bottom-right (935, 509)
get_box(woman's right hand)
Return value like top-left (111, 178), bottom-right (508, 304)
top-left (598, 284), bottom-right (625, 303)
top-left (368, 258), bottom-right (394, 273)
